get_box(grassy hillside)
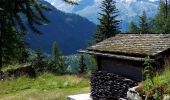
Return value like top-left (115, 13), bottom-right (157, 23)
top-left (0, 73), bottom-right (90, 100)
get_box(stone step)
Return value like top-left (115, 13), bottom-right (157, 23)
top-left (67, 93), bottom-right (92, 100)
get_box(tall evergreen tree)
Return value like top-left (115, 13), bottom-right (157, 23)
top-left (128, 21), bottom-right (138, 33)
top-left (153, 0), bottom-right (170, 33)
top-left (94, 0), bottom-right (120, 43)
top-left (51, 42), bottom-right (60, 65)
top-left (58, 56), bottom-right (65, 74)
top-left (79, 54), bottom-right (86, 74)
top-left (138, 11), bottom-right (150, 34)
top-left (50, 41), bottom-right (65, 73)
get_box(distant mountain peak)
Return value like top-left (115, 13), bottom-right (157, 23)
top-left (45, 0), bottom-right (159, 31)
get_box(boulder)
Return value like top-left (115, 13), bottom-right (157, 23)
top-left (163, 95), bottom-right (170, 100)
top-left (127, 86), bottom-right (142, 100)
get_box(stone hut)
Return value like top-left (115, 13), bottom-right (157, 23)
top-left (79, 34), bottom-right (170, 81)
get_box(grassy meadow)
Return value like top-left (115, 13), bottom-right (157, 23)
top-left (0, 73), bottom-right (90, 100)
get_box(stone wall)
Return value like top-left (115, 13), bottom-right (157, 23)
top-left (90, 71), bottom-right (138, 100)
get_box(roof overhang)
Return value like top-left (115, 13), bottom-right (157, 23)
top-left (86, 34), bottom-right (170, 60)
top-left (78, 49), bottom-right (155, 62)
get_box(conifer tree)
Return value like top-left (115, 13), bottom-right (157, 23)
top-left (50, 41), bottom-right (65, 73)
top-left (50, 42), bottom-right (60, 72)
top-left (32, 49), bottom-right (48, 73)
top-left (0, 0), bottom-right (76, 67)
top-left (128, 21), bottom-right (138, 33)
top-left (152, 1), bottom-right (170, 33)
top-left (138, 11), bottom-right (150, 34)
top-left (51, 42), bottom-right (60, 65)
top-left (94, 0), bottom-right (120, 43)
top-left (58, 56), bottom-right (65, 74)
top-left (79, 54), bottom-right (86, 74)
top-left (163, 0), bottom-right (170, 33)
top-left (0, 0), bottom-right (50, 66)
top-left (163, 0), bottom-right (169, 18)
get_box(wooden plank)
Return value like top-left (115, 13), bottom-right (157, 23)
top-left (78, 50), bottom-right (155, 62)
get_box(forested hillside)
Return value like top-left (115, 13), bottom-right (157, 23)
top-left (26, 0), bottom-right (96, 55)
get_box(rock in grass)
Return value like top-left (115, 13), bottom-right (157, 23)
top-left (127, 86), bottom-right (142, 100)
top-left (163, 95), bottom-right (170, 100)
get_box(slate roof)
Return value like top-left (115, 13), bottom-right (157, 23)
top-left (87, 34), bottom-right (170, 57)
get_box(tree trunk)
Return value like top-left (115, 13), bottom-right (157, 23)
top-left (0, 10), bottom-right (4, 69)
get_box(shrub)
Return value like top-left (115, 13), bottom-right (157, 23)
top-left (141, 58), bottom-right (170, 99)
top-left (143, 56), bottom-right (155, 85)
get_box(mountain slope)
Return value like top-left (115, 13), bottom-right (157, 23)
top-left (45, 0), bottom-right (159, 31)
top-left (26, 0), bottom-right (96, 55)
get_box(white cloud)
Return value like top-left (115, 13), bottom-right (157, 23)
top-left (76, 4), bottom-right (100, 22)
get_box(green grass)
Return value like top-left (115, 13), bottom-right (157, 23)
top-left (0, 73), bottom-right (90, 100)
